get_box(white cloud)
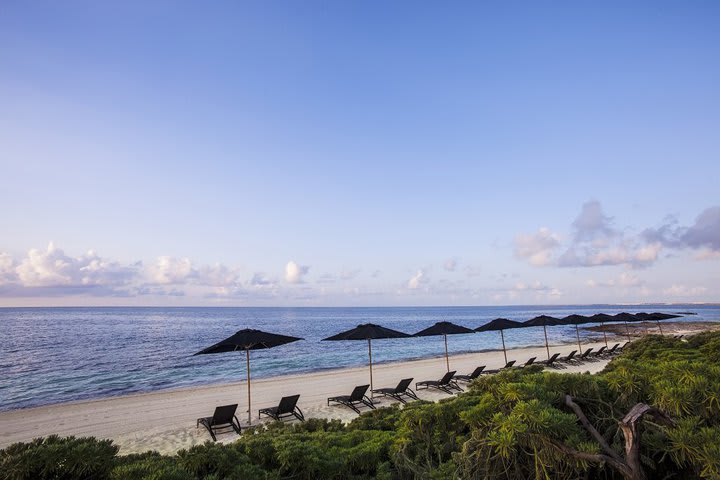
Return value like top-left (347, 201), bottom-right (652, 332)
top-left (407, 270), bottom-right (427, 289)
top-left (695, 249), bottom-right (720, 260)
top-left (15, 242), bottom-right (136, 288)
top-left (586, 272), bottom-right (643, 288)
top-left (571, 200), bottom-right (616, 242)
top-left (643, 206), bottom-right (720, 254)
top-left (443, 258), bottom-right (457, 272)
top-left (514, 228), bottom-right (561, 266)
top-left (663, 284), bottom-right (708, 297)
top-left (285, 261), bottom-right (309, 284)
top-left (146, 256), bottom-right (193, 284)
top-left (516, 201), bottom-right (669, 269)
top-left (250, 272), bottom-right (275, 286)
top-left (195, 264), bottom-right (242, 287)
top-left (0, 252), bottom-right (18, 285)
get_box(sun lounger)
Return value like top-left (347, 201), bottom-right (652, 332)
top-left (558, 350), bottom-right (577, 364)
top-left (577, 348), bottom-right (594, 361)
top-left (613, 342), bottom-right (630, 354)
top-left (602, 343), bottom-right (620, 356)
top-left (327, 385), bottom-right (375, 414)
top-left (484, 360), bottom-right (516, 374)
top-left (372, 378), bottom-right (419, 404)
top-left (515, 357), bottom-right (536, 368)
top-left (593, 346), bottom-right (607, 357)
top-left (538, 353), bottom-right (560, 367)
top-left (454, 366), bottom-right (485, 383)
top-left (259, 394), bottom-right (304, 422)
top-left (196, 404), bottom-right (241, 441)
top-left (416, 370), bottom-right (462, 394)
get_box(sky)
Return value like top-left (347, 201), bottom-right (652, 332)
top-left (1, 1), bottom-right (719, 307)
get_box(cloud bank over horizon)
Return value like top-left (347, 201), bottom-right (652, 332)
top-left (1, 201), bottom-right (717, 307)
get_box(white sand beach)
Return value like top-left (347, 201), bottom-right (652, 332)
top-left (0, 337), bottom-right (623, 455)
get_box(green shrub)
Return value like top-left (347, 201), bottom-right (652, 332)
top-left (0, 435), bottom-right (118, 480)
top-left (6, 332), bottom-right (720, 479)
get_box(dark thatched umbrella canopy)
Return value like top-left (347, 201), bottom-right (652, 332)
top-left (414, 321), bottom-right (474, 371)
top-left (560, 315), bottom-right (593, 353)
top-left (476, 318), bottom-right (524, 364)
top-left (524, 315), bottom-right (562, 360)
top-left (323, 324), bottom-right (411, 392)
top-left (195, 329), bottom-right (303, 424)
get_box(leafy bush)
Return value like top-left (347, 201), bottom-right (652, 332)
top-left (0, 435), bottom-right (118, 480)
top-left (5, 332), bottom-right (720, 479)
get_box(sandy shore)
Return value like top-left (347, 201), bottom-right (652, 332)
top-left (5, 323), bottom-right (708, 455)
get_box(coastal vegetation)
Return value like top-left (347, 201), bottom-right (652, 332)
top-left (4, 332), bottom-right (720, 479)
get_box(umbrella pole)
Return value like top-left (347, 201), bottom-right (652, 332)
top-left (444, 334), bottom-right (450, 372)
top-left (575, 325), bottom-right (583, 355)
top-left (246, 348), bottom-right (251, 425)
top-left (657, 320), bottom-right (663, 336)
top-left (601, 322), bottom-right (608, 348)
top-left (624, 321), bottom-right (632, 341)
top-left (543, 325), bottom-right (550, 361)
top-left (368, 339), bottom-right (373, 396)
top-left (500, 329), bottom-right (507, 364)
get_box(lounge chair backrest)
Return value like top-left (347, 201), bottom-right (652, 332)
top-left (395, 378), bottom-right (413, 393)
top-left (609, 343), bottom-right (619, 351)
top-left (471, 366), bottom-right (485, 378)
top-left (525, 357), bottom-right (536, 366)
top-left (439, 371), bottom-right (456, 384)
top-left (548, 353), bottom-right (560, 363)
top-left (277, 395), bottom-right (300, 414)
top-left (596, 346), bottom-right (607, 355)
top-left (212, 404), bottom-right (238, 424)
top-left (504, 360), bottom-right (516, 368)
top-left (349, 385), bottom-right (370, 401)
top-left (582, 348), bottom-right (594, 357)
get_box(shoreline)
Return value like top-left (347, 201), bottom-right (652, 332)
top-left (0, 339), bottom-right (619, 454)
top-left (0, 323), bottom-right (713, 455)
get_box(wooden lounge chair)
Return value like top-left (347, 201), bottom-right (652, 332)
top-left (538, 353), bottom-right (560, 367)
top-left (416, 371), bottom-right (462, 394)
top-left (577, 348), bottom-right (595, 362)
top-left (454, 366), bottom-right (486, 383)
top-left (558, 350), bottom-right (577, 364)
top-left (593, 346), bottom-right (607, 357)
top-left (613, 342), bottom-right (630, 355)
top-left (196, 404), bottom-right (241, 441)
top-left (259, 394), bottom-right (304, 422)
top-left (372, 378), bottom-right (419, 404)
top-left (327, 385), bottom-right (375, 414)
top-left (484, 360), bottom-right (516, 374)
top-left (516, 357), bottom-right (536, 368)
top-left (602, 343), bottom-right (620, 356)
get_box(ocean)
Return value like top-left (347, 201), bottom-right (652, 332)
top-left (1, 305), bottom-right (718, 411)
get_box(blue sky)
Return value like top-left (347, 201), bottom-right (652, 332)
top-left (1, 1), bottom-right (719, 306)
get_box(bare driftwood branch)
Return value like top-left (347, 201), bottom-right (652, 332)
top-left (560, 396), bottom-right (675, 480)
top-left (564, 394), bottom-right (624, 463)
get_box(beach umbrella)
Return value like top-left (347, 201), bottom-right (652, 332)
top-left (322, 323), bottom-right (411, 393)
top-left (560, 315), bottom-right (592, 354)
top-left (643, 312), bottom-right (681, 335)
top-left (589, 313), bottom-right (614, 347)
top-left (523, 315), bottom-right (562, 360)
top-left (413, 321), bottom-right (474, 371)
top-left (475, 318), bottom-right (524, 364)
top-left (195, 328), bottom-right (303, 424)
top-left (612, 312), bottom-right (636, 340)
top-left (633, 312), bottom-right (654, 334)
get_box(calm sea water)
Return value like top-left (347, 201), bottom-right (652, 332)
top-left (1, 305), bottom-right (718, 411)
